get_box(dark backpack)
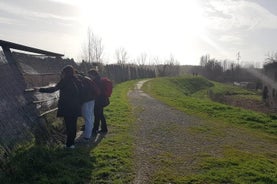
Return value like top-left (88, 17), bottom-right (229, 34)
top-left (77, 75), bottom-right (100, 103)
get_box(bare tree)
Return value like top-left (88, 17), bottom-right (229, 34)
top-left (136, 52), bottom-right (147, 66)
top-left (222, 59), bottom-right (228, 71)
top-left (166, 54), bottom-right (179, 65)
top-left (265, 51), bottom-right (277, 64)
top-left (93, 36), bottom-right (104, 63)
top-left (152, 56), bottom-right (161, 65)
top-left (164, 54), bottom-right (180, 76)
top-left (115, 47), bottom-right (128, 64)
top-left (82, 27), bottom-right (104, 63)
top-left (153, 55), bottom-right (180, 77)
top-left (237, 51), bottom-right (241, 65)
top-left (200, 54), bottom-right (210, 67)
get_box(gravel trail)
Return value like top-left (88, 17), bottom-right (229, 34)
top-left (129, 80), bottom-right (277, 184)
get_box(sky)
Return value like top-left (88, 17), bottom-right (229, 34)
top-left (1, 0), bottom-right (277, 66)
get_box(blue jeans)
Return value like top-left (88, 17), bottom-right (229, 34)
top-left (82, 100), bottom-right (95, 139)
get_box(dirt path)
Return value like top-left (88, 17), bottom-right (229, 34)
top-left (129, 80), bottom-right (277, 183)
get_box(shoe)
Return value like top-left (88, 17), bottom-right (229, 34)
top-left (69, 145), bottom-right (75, 149)
top-left (76, 137), bottom-right (90, 143)
top-left (83, 137), bottom-right (90, 142)
top-left (65, 145), bottom-right (75, 149)
top-left (98, 129), bottom-right (108, 134)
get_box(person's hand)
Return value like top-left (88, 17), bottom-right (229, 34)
top-left (25, 88), bottom-right (35, 92)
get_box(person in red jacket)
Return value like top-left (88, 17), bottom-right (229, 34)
top-left (37, 65), bottom-right (82, 149)
top-left (88, 69), bottom-right (108, 134)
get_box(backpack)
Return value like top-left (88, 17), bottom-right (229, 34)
top-left (77, 75), bottom-right (100, 103)
top-left (101, 77), bottom-right (113, 97)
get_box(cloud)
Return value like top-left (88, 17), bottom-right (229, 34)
top-left (48, 0), bottom-right (78, 6)
top-left (0, 16), bottom-right (18, 25)
top-left (0, 0), bottom-right (81, 33)
top-left (0, 0), bottom-right (82, 38)
top-left (218, 35), bottom-right (242, 44)
top-left (0, 1), bottom-right (78, 23)
top-left (203, 0), bottom-right (277, 31)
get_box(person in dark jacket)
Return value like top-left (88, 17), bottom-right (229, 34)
top-left (37, 65), bottom-right (82, 149)
top-left (88, 69), bottom-right (108, 134)
top-left (76, 73), bottom-right (99, 140)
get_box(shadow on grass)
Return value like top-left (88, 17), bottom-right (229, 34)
top-left (1, 133), bottom-right (106, 184)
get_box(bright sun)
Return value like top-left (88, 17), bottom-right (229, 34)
top-left (77, 0), bottom-right (208, 64)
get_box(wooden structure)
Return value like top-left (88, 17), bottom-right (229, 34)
top-left (0, 40), bottom-right (64, 159)
top-left (0, 39), bottom-right (64, 64)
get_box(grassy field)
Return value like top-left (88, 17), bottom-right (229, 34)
top-left (1, 80), bottom-right (137, 184)
top-left (142, 76), bottom-right (277, 183)
top-left (143, 76), bottom-right (277, 135)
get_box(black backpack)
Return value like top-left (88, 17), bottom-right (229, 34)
top-left (76, 75), bottom-right (100, 104)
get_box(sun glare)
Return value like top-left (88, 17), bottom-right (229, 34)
top-left (76, 0), bottom-right (209, 64)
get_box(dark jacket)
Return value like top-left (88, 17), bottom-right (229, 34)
top-left (39, 76), bottom-right (82, 117)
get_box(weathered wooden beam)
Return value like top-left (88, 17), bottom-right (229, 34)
top-left (0, 40), bottom-right (64, 57)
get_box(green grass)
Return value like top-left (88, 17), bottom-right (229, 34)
top-left (151, 148), bottom-right (277, 184)
top-left (1, 80), bottom-right (137, 184)
top-left (208, 81), bottom-right (257, 96)
top-left (187, 148), bottom-right (277, 184)
top-left (143, 76), bottom-right (277, 135)
top-left (142, 76), bottom-right (277, 183)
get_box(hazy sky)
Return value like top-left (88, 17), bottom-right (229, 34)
top-left (1, 0), bottom-right (277, 65)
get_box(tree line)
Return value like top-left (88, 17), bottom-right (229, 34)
top-left (195, 54), bottom-right (263, 88)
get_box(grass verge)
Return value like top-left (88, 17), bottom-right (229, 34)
top-left (151, 147), bottom-right (277, 184)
